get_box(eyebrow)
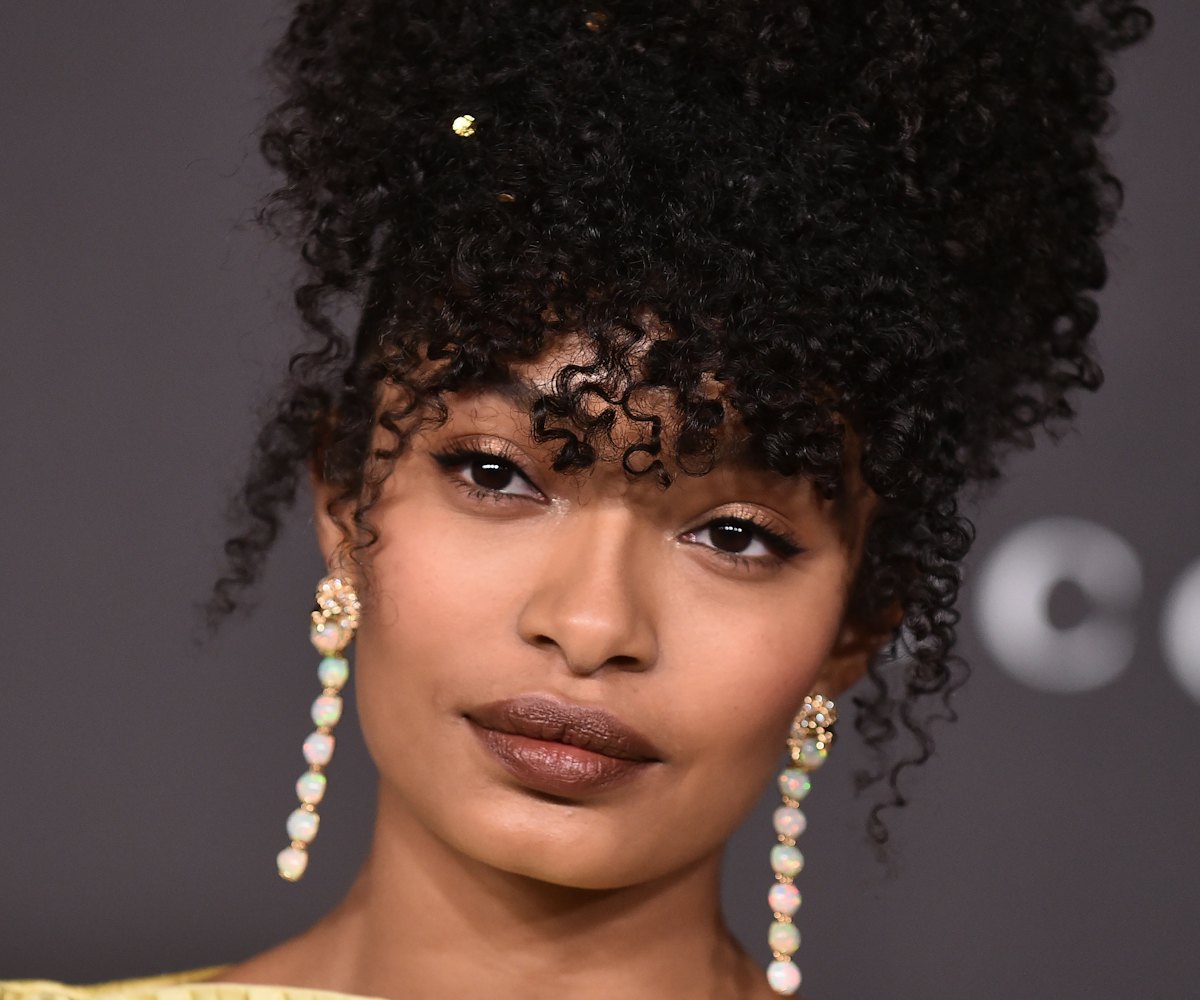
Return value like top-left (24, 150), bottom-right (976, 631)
top-left (464, 373), bottom-right (644, 419)
top-left (473, 375), bottom-right (545, 409)
top-left (446, 378), bottom-right (847, 520)
top-left (462, 376), bottom-right (770, 475)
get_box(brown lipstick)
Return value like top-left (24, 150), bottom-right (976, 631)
top-left (466, 695), bottom-right (662, 798)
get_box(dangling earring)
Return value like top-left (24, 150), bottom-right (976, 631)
top-left (764, 692), bottom-right (837, 996)
top-left (276, 574), bottom-right (361, 882)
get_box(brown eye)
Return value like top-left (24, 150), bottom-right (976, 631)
top-left (470, 456), bottom-right (516, 492)
top-left (708, 519), bottom-right (754, 554)
top-left (682, 515), bottom-right (803, 565)
top-left (432, 446), bottom-right (543, 501)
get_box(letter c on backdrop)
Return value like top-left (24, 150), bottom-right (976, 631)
top-left (1163, 558), bottom-right (1200, 703)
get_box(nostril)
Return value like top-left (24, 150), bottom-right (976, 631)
top-left (517, 589), bottom-right (659, 674)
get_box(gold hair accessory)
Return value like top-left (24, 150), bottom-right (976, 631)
top-left (451, 114), bottom-right (477, 137)
top-left (584, 10), bottom-right (610, 32)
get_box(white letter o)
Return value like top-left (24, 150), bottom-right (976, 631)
top-left (974, 517), bottom-right (1142, 693)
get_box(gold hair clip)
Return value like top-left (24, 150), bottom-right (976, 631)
top-left (451, 114), bottom-right (477, 137)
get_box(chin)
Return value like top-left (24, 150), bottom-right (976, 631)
top-left (449, 801), bottom-right (678, 892)
top-left (482, 843), bottom-right (652, 892)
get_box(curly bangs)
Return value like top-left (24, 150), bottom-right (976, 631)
top-left (213, 0), bottom-right (1150, 842)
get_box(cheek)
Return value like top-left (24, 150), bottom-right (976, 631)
top-left (646, 567), bottom-right (850, 842)
top-left (348, 491), bottom-right (524, 774)
top-left (668, 566), bottom-right (847, 737)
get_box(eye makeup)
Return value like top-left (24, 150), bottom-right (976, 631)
top-left (428, 436), bottom-right (807, 574)
top-left (430, 438), bottom-right (545, 504)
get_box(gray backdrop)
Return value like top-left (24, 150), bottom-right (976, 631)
top-left (2, 3), bottom-right (1197, 998)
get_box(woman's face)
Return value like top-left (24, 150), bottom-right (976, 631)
top-left (316, 346), bottom-right (878, 891)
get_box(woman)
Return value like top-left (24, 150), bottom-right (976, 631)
top-left (2, 1), bottom-right (1151, 998)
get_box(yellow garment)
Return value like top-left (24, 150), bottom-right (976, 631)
top-left (0, 968), bottom-right (384, 1000)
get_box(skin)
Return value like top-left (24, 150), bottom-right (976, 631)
top-left (217, 341), bottom-right (885, 1000)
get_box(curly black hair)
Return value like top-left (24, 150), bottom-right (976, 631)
top-left (211, 0), bottom-right (1150, 844)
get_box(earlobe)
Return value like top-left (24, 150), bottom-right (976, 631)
top-left (814, 639), bottom-right (872, 699)
top-left (310, 467), bottom-right (352, 571)
top-left (816, 611), bottom-right (902, 697)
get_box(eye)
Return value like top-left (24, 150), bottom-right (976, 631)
top-left (682, 516), bottom-right (803, 567)
top-left (693, 519), bottom-right (771, 557)
top-left (431, 445), bottom-right (543, 501)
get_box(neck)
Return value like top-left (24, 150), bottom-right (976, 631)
top-left (235, 783), bottom-right (766, 1000)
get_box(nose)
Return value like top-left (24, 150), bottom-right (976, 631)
top-left (515, 505), bottom-right (660, 676)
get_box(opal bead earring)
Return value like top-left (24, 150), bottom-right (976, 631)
top-left (765, 693), bottom-right (837, 995)
top-left (276, 574), bottom-right (361, 882)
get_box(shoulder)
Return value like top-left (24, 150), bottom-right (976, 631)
top-left (0, 968), bottom-right (228, 1000)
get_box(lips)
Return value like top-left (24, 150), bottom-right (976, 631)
top-left (466, 695), bottom-right (662, 797)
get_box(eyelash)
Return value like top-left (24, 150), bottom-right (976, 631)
top-left (429, 443), bottom-right (804, 570)
top-left (431, 443), bottom-right (541, 504)
top-left (685, 517), bottom-right (803, 571)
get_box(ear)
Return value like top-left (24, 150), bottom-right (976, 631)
top-left (812, 607), bottom-right (903, 698)
top-left (311, 465), bottom-right (351, 573)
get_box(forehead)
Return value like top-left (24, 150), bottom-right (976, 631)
top-left (400, 322), bottom-right (863, 498)
top-left (448, 346), bottom-right (742, 467)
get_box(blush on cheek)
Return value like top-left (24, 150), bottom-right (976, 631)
top-left (685, 631), bottom-right (831, 719)
top-left (364, 512), bottom-right (506, 638)
top-left (668, 617), bottom-right (841, 782)
top-left (705, 682), bottom-right (800, 773)
top-left (353, 518), bottom-right (526, 730)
